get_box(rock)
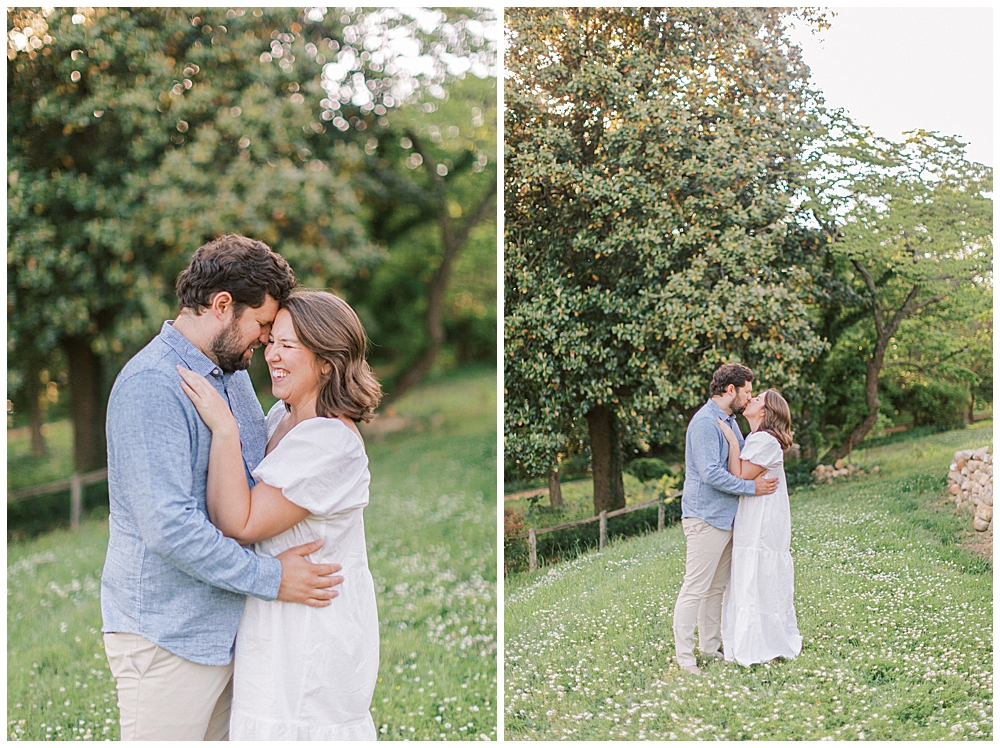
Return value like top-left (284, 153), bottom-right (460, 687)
top-left (973, 516), bottom-right (990, 532)
top-left (949, 484), bottom-right (961, 495)
top-left (834, 458), bottom-right (845, 470)
top-left (871, 466), bottom-right (880, 473)
top-left (977, 505), bottom-right (993, 522)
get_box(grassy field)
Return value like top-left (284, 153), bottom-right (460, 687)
top-left (505, 473), bottom-right (671, 528)
top-left (7, 366), bottom-right (497, 741)
top-left (8, 421), bottom-right (76, 493)
top-left (505, 421), bottom-right (992, 741)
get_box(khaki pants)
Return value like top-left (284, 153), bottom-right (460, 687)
top-left (672, 517), bottom-right (733, 668)
top-left (104, 632), bottom-right (233, 741)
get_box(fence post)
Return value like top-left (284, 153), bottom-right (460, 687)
top-left (599, 510), bottom-right (607, 550)
top-left (658, 500), bottom-right (665, 532)
top-left (70, 473), bottom-right (82, 529)
top-left (528, 528), bottom-right (537, 573)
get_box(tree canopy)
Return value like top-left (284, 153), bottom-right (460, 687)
top-left (504, 7), bottom-right (830, 510)
top-left (802, 123), bottom-right (992, 456)
top-left (7, 7), bottom-right (497, 469)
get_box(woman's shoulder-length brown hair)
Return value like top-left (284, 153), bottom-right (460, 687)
top-left (281, 290), bottom-right (382, 423)
top-left (761, 389), bottom-right (794, 451)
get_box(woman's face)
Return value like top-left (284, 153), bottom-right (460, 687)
top-left (743, 393), bottom-right (766, 420)
top-left (264, 309), bottom-right (329, 407)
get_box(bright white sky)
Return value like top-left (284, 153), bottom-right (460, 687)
top-left (786, 7), bottom-right (993, 167)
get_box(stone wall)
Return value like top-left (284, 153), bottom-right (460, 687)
top-left (812, 459), bottom-right (877, 484)
top-left (948, 447), bottom-right (993, 533)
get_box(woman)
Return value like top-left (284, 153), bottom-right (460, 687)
top-left (177, 290), bottom-right (382, 740)
top-left (716, 389), bottom-right (802, 666)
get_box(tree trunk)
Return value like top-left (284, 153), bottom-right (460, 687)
top-left (64, 335), bottom-right (106, 472)
top-left (586, 404), bottom-right (625, 514)
top-left (24, 367), bottom-right (48, 458)
top-left (829, 269), bottom-right (932, 461)
top-left (548, 465), bottom-right (563, 509)
top-left (829, 351), bottom-right (883, 460)
top-left (379, 133), bottom-right (497, 410)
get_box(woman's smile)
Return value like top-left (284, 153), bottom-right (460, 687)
top-left (265, 309), bottom-right (324, 410)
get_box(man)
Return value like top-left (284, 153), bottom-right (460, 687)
top-left (672, 363), bottom-right (778, 675)
top-left (101, 235), bottom-right (343, 740)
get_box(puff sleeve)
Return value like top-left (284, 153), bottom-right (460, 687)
top-left (739, 431), bottom-right (783, 469)
top-left (251, 418), bottom-right (369, 517)
top-left (264, 399), bottom-right (287, 440)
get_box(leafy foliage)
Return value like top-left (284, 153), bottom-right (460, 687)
top-left (503, 8), bottom-right (830, 505)
top-left (8, 7), bottom-right (497, 470)
top-left (802, 122), bottom-right (992, 456)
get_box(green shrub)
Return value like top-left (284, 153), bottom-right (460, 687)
top-left (625, 457), bottom-right (672, 483)
top-left (532, 498), bottom-right (682, 569)
top-left (884, 378), bottom-right (969, 429)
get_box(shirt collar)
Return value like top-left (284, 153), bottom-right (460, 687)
top-left (705, 398), bottom-right (736, 422)
top-left (160, 320), bottom-right (230, 383)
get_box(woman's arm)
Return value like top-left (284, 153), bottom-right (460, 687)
top-left (178, 367), bottom-right (309, 545)
top-left (736, 458), bottom-right (766, 481)
top-left (716, 418), bottom-right (767, 481)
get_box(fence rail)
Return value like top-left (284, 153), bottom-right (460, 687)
top-left (516, 491), bottom-right (682, 572)
top-left (8, 468), bottom-right (109, 529)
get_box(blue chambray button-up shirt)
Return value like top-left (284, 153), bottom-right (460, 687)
top-left (681, 399), bottom-right (757, 531)
top-left (101, 321), bottom-right (282, 666)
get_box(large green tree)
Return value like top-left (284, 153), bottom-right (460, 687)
top-left (8, 6), bottom-right (497, 470)
top-left (504, 8), bottom-right (829, 511)
top-left (300, 7), bottom-right (498, 396)
top-left (8, 7), bottom-right (380, 470)
top-left (803, 124), bottom-right (992, 458)
top-left (357, 73), bottom-right (497, 404)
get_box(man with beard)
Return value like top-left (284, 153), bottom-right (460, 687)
top-left (101, 235), bottom-right (343, 739)
top-left (672, 363), bottom-right (778, 675)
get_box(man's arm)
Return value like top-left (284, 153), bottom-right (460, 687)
top-left (688, 417), bottom-right (758, 496)
top-left (109, 371), bottom-right (337, 603)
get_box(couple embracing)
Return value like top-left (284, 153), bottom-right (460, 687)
top-left (672, 363), bottom-right (802, 674)
top-left (101, 235), bottom-right (381, 740)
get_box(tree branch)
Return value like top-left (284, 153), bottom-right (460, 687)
top-left (851, 259), bottom-right (884, 336)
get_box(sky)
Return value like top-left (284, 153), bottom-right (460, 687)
top-left (785, 7), bottom-right (993, 166)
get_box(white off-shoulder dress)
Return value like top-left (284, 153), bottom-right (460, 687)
top-left (721, 430), bottom-right (802, 666)
top-left (229, 401), bottom-right (379, 741)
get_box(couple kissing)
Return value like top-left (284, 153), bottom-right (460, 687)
top-left (672, 363), bottom-right (802, 674)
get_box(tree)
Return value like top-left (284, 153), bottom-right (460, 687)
top-left (8, 7), bottom-right (386, 471)
top-left (301, 7), bottom-right (498, 400)
top-left (358, 73), bottom-right (497, 404)
top-left (804, 125), bottom-right (992, 458)
top-left (504, 8), bottom-right (829, 512)
top-left (9, 7), bottom-right (499, 472)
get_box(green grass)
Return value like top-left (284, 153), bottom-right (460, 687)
top-left (504, 421), bottom-right (992, 741)
top-left (506, 473), bottom-right (674, 527)
top-left (7, 366), bottom-right (497, 741)
top-left (7, 421), bottom-right (76, 493)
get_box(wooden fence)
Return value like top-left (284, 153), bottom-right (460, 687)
top-left (7, 468), bottom-right (108, 529)
top-left (515, 490), bottom-right (682, 572)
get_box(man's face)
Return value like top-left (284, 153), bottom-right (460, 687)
top-left (210, 294), bottom-right (280, 373)
top-left (729, 381), bottom-right (753, 415)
